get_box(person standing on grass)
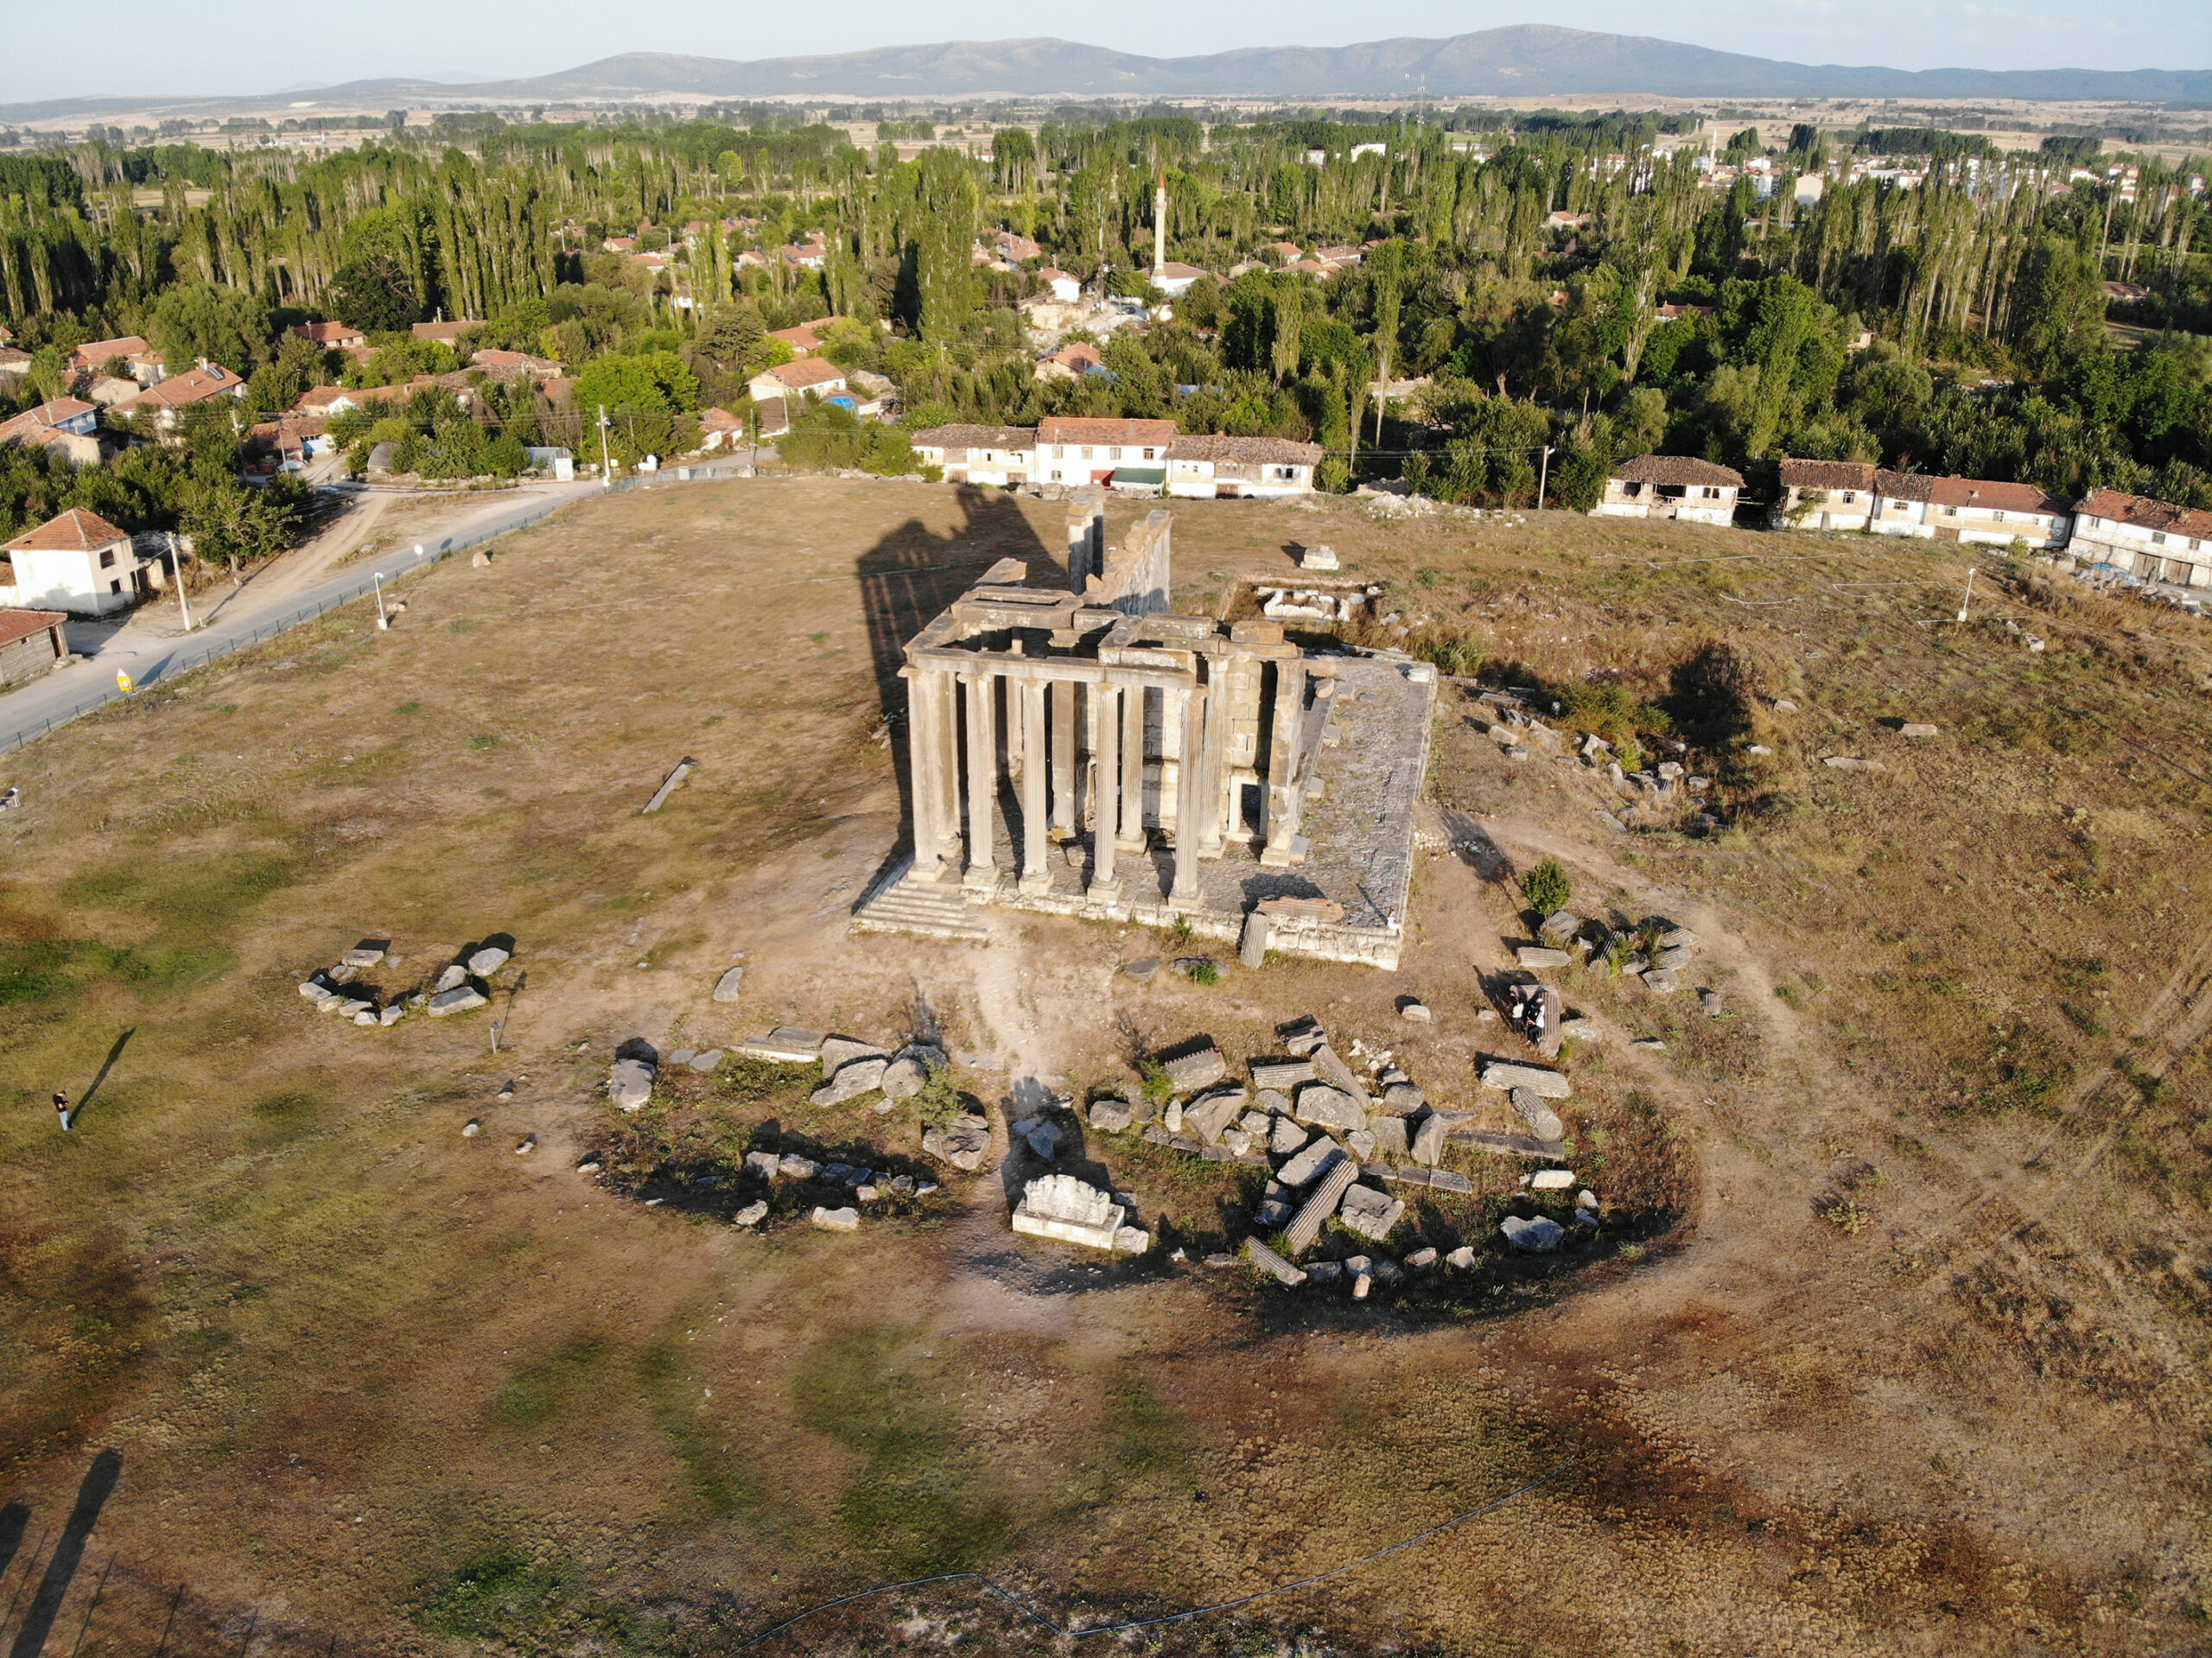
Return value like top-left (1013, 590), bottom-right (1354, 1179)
top-left (54, 1090), bottom-right (72, 1131)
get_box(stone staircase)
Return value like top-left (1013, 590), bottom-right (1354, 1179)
top-left (851, 863), bottom-right (992, 942)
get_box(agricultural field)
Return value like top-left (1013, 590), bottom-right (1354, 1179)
top-left (1, 475), bottom-right (2208, 1656)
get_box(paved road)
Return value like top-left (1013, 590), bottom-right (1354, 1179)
top-left (0, 463), bottom-right (754, 756)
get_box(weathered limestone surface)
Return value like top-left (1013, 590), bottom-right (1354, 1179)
top-left (1481, 1060), bottom-right (1572, 1098)
top-left (607, 1058), bottom-right (655, 1111)
top-left (923, 1114), bottom-right (993, 1171)
top-left (1012, 1174), bottom-right (1128, 1250)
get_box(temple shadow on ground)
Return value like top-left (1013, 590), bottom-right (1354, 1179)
top-left (856, 487), bottom-right (1058, 899)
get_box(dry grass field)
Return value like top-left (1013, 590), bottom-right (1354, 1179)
top-left (1, 476), bottom-right (2208, 1657)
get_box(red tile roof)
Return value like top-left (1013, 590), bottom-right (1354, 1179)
top-left (1778, 459), bottom-right (1878, 492)
top-left (1165, 434), bottom-right (1323, 467)
top-left (2077, 487), bottom-right (2212, 541)
top-left (1039, 417), bottom-right (1178, 447)
top-left (912, 424), bottom-right (1039, 453)
top-left (0, 397), bottom-right (97, 445)
top-left (410, 320), bottom-right (481, 344)
top-left (68, 335), bottom-right (153, 369)
top-left (760, 358), bottom-right (847, 391)
top-left (293, 321), bottom-right (365, 345)
top-left (0, 607), bottom-right (69, 649)
top-left (116, 364), bottom-right (240, 414)
top-left (1610, 454), bottom-right (1744, 488)
top-left (6, 507), bottom-right (130, 553)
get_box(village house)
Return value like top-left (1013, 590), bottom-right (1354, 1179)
top-left (766, 316), bottom-right (850, 356)
top-left (1034, 340), bottom-right (1109, 383)
top-left (696, 408), bottom-right (747, 451)
top-left (0, 508), bottom-right (147, 615)
top-left (113, 363), bottom-right (246, 432)
top-left (747, 356), bottom-right (849, 405)
top-left (1036, 267), bottom-right (1081, 302)
top-left (68, 335), bottom-right (165, 384)
top-left (0, 397), bottom-right (102, 464)
top-left (0, 606), bottom-right (70, 687)
top-left (1774, 459), bottom-right (1879, 531)
top-left (1592, 455), bottom-right (1743, 524)
top-left (1147, 262), bottom-right (1211, 297)
top-left (468, 349), bottom-right (565, 381)
top-left (2069, 488), bottom-right (2212, 588)
top-left (79, 374), bottom-right (142, 409)
top-left (992, 229), bottom-right (1043, 263)
top-left (1262, 242), bottom-right (1303, 264)
top-left (1164, 434), bottom-right (1324, 499)
top-left (1865, 471), bottom-right (2074, 547)
top-left (1035, 416), bottom-right (1178, 488)
top-left (292, 321), bottom-right (367, 352)
top-left (0, 346), bottom-right (33, 385)
top-left (910, 424), bottom-right (1039, 486)
top-left (410, 319), bottom-right (481, 348)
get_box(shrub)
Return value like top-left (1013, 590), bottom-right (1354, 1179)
top-left (912, 1064), bottom-right (969, 1129)
top-left (1136, 1058), bottom-right (1174, 1103)
top-left (1522, 856), bottom-right (1572, 917)
top-left (1187, 959), bottom-right (1220, 986)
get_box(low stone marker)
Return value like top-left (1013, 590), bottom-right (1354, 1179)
top-left (427, 984), bottom-right (488, 1017)
top-left (1382, 1081), bottom-right (1426, 1114)
top-left (733, 1200), bottom-right (767, 1227)
top-left (922, 1112), bottom-right (993, 1172)
top-left (1469, 1131), bottom-right (1567, 1158)
top-left (712, 964), bottom-right (747, 1002)
top-left (1240, 912), bottom-right (1270, 969)
top-left (607, 1057), bottom-right (656, 1112)
top-left (1821, 755), bottom-right (1882, 772)
top-left (736, 1027), bottom-right (825, 1063)
top-left (467, 942), bottom-right (512, 976)
top-left (1184, 1086), bottom-right (1247, 1144)
top-left (1410, 1112), bottom-right (1446, 1166)
top-left (344, 939), bottom-right (389, 968)
top-left (1501, 1215), bottom-right (1564, 1252)
top-left (778, 1153), bottom-right (818, 1179)
top-left (1899, 722), bottom-right (1938, 738)
top-left (1529, 1168), bottom-right (1575, 1191)
top-left (1516, 945), bottom-right (1573, 969)
top-left (1293, 1083), bottom-right (1366, 1134)
top-left (1089, 1095), bottom-right (1135, 1133)
top-left (1275, 1134), bottom-right (1345, 1186)
top-left (1398, 999), bottom-right (1432, 1023)
top-left (1161, 1045), bottom-right (1228, 1092)
top-left (1310, 1045), bottom-right (1368, 1101)
top-left (1338, 1183), bottom-right (1405, 1242)
top-left (1446, 1245), bottom-right (1477, 1269)
top-left (1480, 1060), bottom-right (1571, 1099)
top-left (810, 1205), bottom-right (860, 1231)
top-left (812, 1056), bottom-right (889, 1106)
top-left (1249, 1058), bottom-right (1317, 1090)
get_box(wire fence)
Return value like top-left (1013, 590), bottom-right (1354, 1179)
top-left (0, 459), bottom-right (761, 759)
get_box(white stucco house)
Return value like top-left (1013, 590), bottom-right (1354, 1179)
top-left (1164, 435), bottom-right (1323, 499)
top-left (1592, 456), bottom-right (1743, 524)
top-left (0, 507), bottom-right (148, 615)
top-left (2069, 488), bottom-right (2212, 588)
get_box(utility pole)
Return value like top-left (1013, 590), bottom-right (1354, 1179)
top-left (168, 530), bottom-right (193, 631)
top-left (373, 570), bottom-right (388, 630)
top-left (1956, 566), bottom-right (1979, 624)
top-left (597, 404), bottom-right (613, 486)
top-left (1537, 444), bottom-right (1553, 510)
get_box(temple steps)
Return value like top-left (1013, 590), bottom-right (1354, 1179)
top-left (851, 870), bottom-right (992, 942)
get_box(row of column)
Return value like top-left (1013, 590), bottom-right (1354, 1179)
top-left (906, 664), bottom-right (1215, 905)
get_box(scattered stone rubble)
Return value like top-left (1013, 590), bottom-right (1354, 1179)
top-left (299, 933), bottom-right (516, 1030)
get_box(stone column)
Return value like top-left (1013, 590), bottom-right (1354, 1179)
top-left (1019, 677), bottom-right (1050, 893)
top-left (1050, 679), bottom-right (1077, 835)
top-left (963, 670), bottom-right (998, 892)
top-left (1171, 684), bottom-right (1204, 905)
top-left (1090, 683), bottom-right (1120, 897)
top-left (1196, 670), bottom-right (1228, 855)
top-left (902, 666), bottom-right (943, 873)
top-left (1118, 680), bottom-right (1147, 850)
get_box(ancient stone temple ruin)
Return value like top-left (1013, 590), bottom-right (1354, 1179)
top-left (854, 496), bottom-right (1436, 967)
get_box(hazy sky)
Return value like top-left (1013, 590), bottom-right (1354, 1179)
top-left (6, 0), bottom-right (2204, 103)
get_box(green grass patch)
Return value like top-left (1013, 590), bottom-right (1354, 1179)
top-left (415, 1549), bottom-right (641, 1646)
top-left (793, 1328), bottom-right (1014, 1573)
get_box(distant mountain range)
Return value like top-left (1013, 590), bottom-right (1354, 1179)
top-left (7, 28), bottom-right (2209, 123)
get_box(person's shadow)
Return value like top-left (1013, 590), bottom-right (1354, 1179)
top-left (75, 1029), bottom-right (134, 1121)
top-left (7, 1449), bottom-right (121, 1658)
